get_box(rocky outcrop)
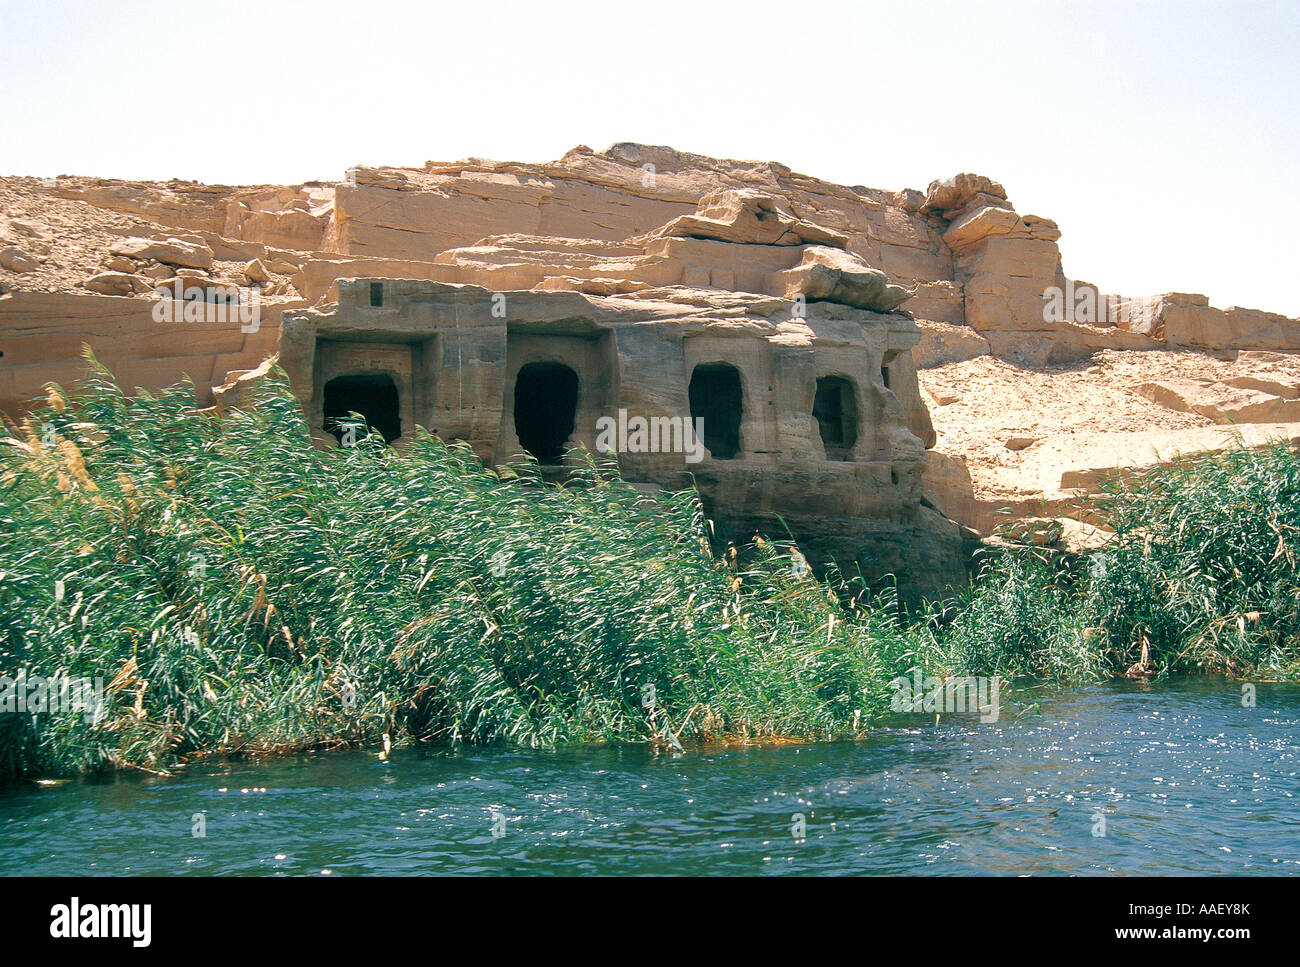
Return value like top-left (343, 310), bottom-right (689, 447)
top-left (1131, 378), bottom-right (1300, 424)
top-left (109, 236), bottom-right (214, 269)
top-left (1140, 294), bottom-right (1300, 351)
top-left (324, 145), bottom-right (954, 290)
top-left (0, 289), bottom-right (290, 413)
top-left (4, 142), bottom-right (1299, 585)
top-left (913, 320), bottom-right (991, 368)
top-left (49, 177), bottom-right (333, 250)
top-left (281, 277), bottom-right (966, 596)
top-left (770, 246), bottom-right (911, 313)
top-left (920, 173), bottom-right (1071, 364)
top-left (635, 188), bottom-right (849, 248)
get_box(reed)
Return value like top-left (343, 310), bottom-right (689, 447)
top-left (4, 358), bottom-right (1296, 779)
top-left (0, 357), bottom-right (910, 777)
top-left (1080, 440), bottom-right (1300, 677)
top-left (916, 439), bottom-right (1300, 682)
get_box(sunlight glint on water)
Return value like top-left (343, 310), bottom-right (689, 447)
top-left (2, 679), bottom-right (1297, 876)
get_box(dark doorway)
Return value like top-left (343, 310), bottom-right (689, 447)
top-left (813, 376), bottom-right (857, 460)
top-left (323, 372), bottom-right (402, 445)
top-left (689, 363), bottom-right (743, 460)
top-left (514, 362), bottom-right (579, 464)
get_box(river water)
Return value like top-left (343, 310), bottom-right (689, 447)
top-left (2, 679), bottom-right (1297, 875)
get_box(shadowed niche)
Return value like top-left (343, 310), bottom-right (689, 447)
top-left (689, 363), bottom-right (742, 460)
top-left (323, 372), bottom-right (401, 445)
top-left (813, 376), bottom-right (857, 461)
top-left (514, 361), bottom-right (579, 464)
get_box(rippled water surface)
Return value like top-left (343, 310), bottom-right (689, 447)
top-left (3, 679), bottom-right (1298, 875)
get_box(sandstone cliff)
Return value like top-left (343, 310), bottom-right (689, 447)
top-left (3, 143), bottom-right (1298, 583)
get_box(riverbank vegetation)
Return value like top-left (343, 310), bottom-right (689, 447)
top-left (2, 360), bottom-right (1297, 777)
top-left (918, 439), bottom-right (1300, 683)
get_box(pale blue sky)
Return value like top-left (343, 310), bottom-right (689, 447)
top-left (3, 0), bottom-right (1297, 314)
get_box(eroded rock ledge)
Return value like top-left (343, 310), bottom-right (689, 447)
top-left (3, 143), bottom-right (1298, 587)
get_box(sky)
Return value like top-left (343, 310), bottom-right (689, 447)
top-left (3, 0), bottom-right (1297, 314)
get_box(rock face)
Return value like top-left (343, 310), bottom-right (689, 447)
top-left (279, 255), bottom-right (967, 596)
top-left (636, 188), bottom-right (849, 248)
top-left (3, 143), bottom-right (1299, 588)
top-left (324, 145), bottom-right (955, 289)
top-left (1150, 294), bottom-right (1300, 351)
top-left (0, 290), bottom-right (283, 412)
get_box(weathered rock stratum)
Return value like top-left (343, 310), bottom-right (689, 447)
top-left (3, 143), bottom-right (1298, 589)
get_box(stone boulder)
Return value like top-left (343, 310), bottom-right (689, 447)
top-left (213, 354), bottom-right (280, 414)
top-left (638, 188), bottom-right (849, 248)
top-left (1222, 307), bottom-right (1300, 351)
top-left (913, 320), bottom-right (992, 368)
top-left (0, 245), bottom-right (39, 273)
top-left (83, 271), bottom-right (138, 295)
top-left (346, 166), bottom-right (413, 190)
top-left (921, 173), bottom-right (1008, 215)
top-left (942, 203), bottom-right (1021, 248)
top-left (1057, 517), bottom-right (1113, 552)
top-left (1026, 425), bottom-right (1300, 494)
top-left (6, 219), bottom-right (44, 238)
top-left (1226, 371), bottom-right (1300, 399)
top-left (243, 259), bottom-right (271, 284)
top-left (103, 255), bottom-right (138, 273)
top-left (1130, 378), bottom-right (1300, 424)
top-left (109, 236), bottom-right (214, 269)
top-left (1153, 294), bottom-right (1300, 351)
top-left (769, 246), bottom-right (911, 312)
top-left (1021, 215), bottom-right (1062, 242)
top-left (994, 516), bottom-right (1064, 547)
top-left (922, 448), bottom-right (981, 528)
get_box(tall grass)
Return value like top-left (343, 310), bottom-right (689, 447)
top-left (0, 358), bottom-right (915, 778)
top-left (1082, 441), bottom-right (1300, 677)
top-left (915, 550), bottom-right (1105, 683)
top-left (917, 440), bottom-right (1300, 683)
top-left (3, 360), bottom-right (1297, 779)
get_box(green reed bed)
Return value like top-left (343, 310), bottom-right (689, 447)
top-left (3, 359), bottom-right (1298, 779)
top-left (1081, 440), bottom-right (1300, 676)
top-left (916, 440), bottom-right (1300, 683)
top-left (0, 359), bottom-right (916, 778)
